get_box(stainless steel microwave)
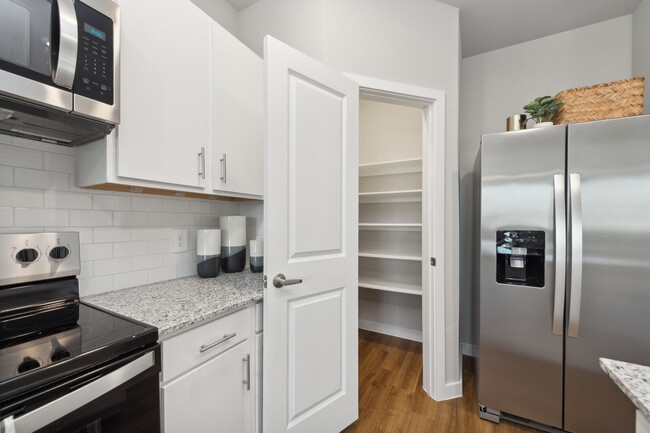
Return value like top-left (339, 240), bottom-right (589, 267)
top-left (0, 0), bottom-right (119, 146)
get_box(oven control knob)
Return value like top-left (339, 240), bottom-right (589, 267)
top-left (49, 246), bottom-right (70, 260)
top-left (15, 248), bottom-right (39, 264)
top-left (17, 357), bottom-right (41, 374)
top-left (51, 348), bottom-right (72, 362)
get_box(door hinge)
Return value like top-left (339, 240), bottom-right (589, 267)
top-left (263, 274), bottom-right (267, 288)
top-left (430, 257), bottom-right (436, 266)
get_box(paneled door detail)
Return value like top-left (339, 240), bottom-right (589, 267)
top-left (263, 36), bottom-right (359, 433)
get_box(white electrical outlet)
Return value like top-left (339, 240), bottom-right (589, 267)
top-left (171, 229), bottom-right (188, 253)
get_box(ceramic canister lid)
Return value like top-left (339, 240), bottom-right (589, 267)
top-left (219, 216), bottom-right (246, 247)
top-left (197, 229), bottom-right (221, 255)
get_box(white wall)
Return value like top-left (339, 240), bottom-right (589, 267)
top-left (359, 99), bottom-right (422, 164)
top-left (458, 15), bottom-right (634, 353)
top-left (236, 0), bottom-right (324, 60)
top-left (633, 0), bottom-right (650, 112)
top-left (0, 135), bottom-right (258, 298)
top-left (189, 0), bottom-right (239, 36)
top-left (237, 0), bottom-right (462, 391)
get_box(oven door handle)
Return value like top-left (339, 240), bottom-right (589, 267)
top-left (1, 351), bottom-right (155, 433)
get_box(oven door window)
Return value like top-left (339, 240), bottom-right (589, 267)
top-left (0, 0), bottom-right (54, 84)
top-left (37, 366), bottom-right (160, 433)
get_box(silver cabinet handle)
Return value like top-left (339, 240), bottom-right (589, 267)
top-left (4, 351), bottom-right (155, 433)
top-left (198, 147), bottom-right (206, 179)
top-left (552, 174), bottom-right (566, 336)
top-left (199, 332), bottom-right (236, 353)
top-left (273, 273), bottom-right (303, 288)
top-left (568, 173), bottom-right (583, 338)
top-left (51, 0), bottom-right (78, 89)
top-left (220, 153), bottom-right (227, 183)
top-left (242, 353), bottom-right (251, 391)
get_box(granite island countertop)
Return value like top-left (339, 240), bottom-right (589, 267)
top-left (83, 270), bottom-right (263, 339)
top-left (600, 358), bottom-right (650, 422)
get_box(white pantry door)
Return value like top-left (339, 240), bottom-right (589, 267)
top-left (263, 36), bottom-right (359, 433)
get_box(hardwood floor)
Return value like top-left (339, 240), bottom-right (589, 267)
top-left (342, 330), bottom-right (540, 433)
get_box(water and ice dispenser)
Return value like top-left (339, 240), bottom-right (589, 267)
top-left (496, 230), bottom-right (545, 287)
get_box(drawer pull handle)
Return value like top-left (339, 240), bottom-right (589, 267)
top-left (199, 332), bottom-right (237, 353)
top-left (243, 353), bottom-right (251, 390)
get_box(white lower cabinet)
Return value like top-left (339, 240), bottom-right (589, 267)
top-left (638, 411), bottom-right (650, 433)
top-left (254, 333), bottom-right (263, 433)
top-left (162, 341), bottom-right (253, 433)
top-left (160, 306), bottom-right (256, 433)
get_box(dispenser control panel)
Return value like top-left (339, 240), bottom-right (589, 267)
top-left (496, 230), bottom-right (545, 287)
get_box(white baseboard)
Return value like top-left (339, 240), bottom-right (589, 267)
top-left (461, 342), bottom-right (478, 357)
top-left (359, 319), bottom-right (422, 342)
top-left (424, 379), bottom-right (463, 401)
top-left (441, 380), bottom-right (463, 401)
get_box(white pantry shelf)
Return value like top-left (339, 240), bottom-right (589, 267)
top-left (358, 223), bottom-right (422, 232)
top-left (358, 277), bottom-right (422, 296)
top-left (358, 250), bottom-right (422, 261)
top-left (359, 158), bottom-right (422, 177)
top-left (359, 189), bottom-right (422, 203)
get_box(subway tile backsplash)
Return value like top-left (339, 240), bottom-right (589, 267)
top-left (0, 135), bottom-right (263, 297)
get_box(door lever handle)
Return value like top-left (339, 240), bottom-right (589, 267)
top-left (273, 273), bottom-right (302, 288)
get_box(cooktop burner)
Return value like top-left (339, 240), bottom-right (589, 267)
top-left (0, 303), bottom-right (157, 401)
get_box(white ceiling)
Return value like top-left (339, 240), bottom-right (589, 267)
top-left (225, 0), bottom-right (258, 11)
top-left (224, 0), bottom-right (641, 57)
top-left (435, 0), bottom-right (641, 58)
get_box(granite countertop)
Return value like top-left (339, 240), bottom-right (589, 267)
top-left (600, 358), bottom-right (650, 421)
top-left (83, 270), bottom-right (264, 338)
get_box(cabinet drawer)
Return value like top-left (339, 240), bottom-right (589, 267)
top-left (162, 307), bottom-right (252, 382)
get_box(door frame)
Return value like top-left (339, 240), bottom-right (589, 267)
top-left (345, 73), bottom-right (461, 401)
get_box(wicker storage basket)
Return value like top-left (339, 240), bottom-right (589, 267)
top-left (554, 77), bottom-right (645, 124)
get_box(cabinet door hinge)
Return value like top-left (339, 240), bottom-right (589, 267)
top-left (263, 274), bottom-right (267, 288)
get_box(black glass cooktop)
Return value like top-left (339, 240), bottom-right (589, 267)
top-left (0, 303), bottom-right (157, 401)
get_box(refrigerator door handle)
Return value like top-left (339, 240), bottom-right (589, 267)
top-left (552, 174), bottom-right (566, 336)
top-left (568, 173), bottom-right (583, 338)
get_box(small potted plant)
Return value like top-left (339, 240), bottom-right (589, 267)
top-left (523, 96), bottom-right (563, 128)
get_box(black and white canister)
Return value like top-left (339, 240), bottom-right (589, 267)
top-left (220, 216), bottom-right (246, 273)
top-left (197, 229), bottom-right (221, 278)
top-left (250, 239), bottom-right (263, 273)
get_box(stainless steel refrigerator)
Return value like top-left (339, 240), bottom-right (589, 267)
top-left (478, 115), bottom-right (650, 433)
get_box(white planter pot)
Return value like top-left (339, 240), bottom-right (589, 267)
top-left (532, 121), bottom-right (554, 128)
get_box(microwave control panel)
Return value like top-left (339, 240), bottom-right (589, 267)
top-left (73, 1), bottom-right (114, 106)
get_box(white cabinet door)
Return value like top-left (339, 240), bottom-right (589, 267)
top-left (116, 0), bottom-right (210, 188)
top-left (211, 23), bottom-right (263, 197)
top-left (255, 333), bottom-right (263, 433)
top-left (263, 36), bottom-right (359, 433)
top-left (162, 342), bottom-right (253, 433)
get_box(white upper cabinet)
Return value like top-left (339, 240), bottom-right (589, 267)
top-left (76, 0), bottom-right (263, 199)
top-left (211, 23), bottom-right (263, 198)
top-left (115, 0), bottom-right (211, 188)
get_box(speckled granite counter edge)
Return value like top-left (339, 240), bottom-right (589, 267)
top-left (156, 294), bottom-right (264, 339)
top-left (82, 271), bottom-right (264, 339)
top-left (600, 358), bottom-right (650, 421)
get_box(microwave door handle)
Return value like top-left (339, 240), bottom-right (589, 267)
top-left (5, 352), bottom-right (155, 433)
top-left (51, 0), bottom-right (78, 89)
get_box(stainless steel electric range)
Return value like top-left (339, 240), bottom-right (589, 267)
top-left (0, 232), bottom-right (160, 433)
